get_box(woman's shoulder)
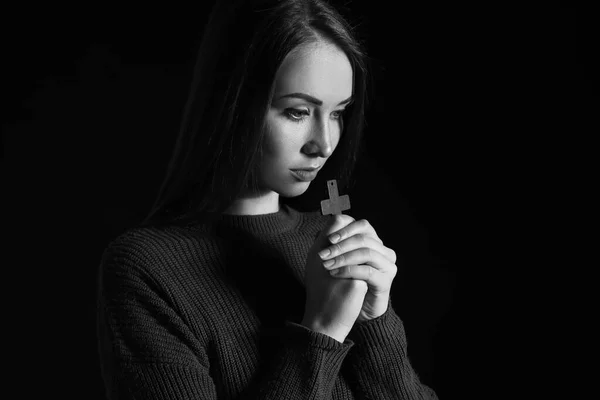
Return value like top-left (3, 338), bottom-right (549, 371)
top-left (108, 219), bottom-right (216, 247)
top-left (100, 223), bottom-right (219, 276)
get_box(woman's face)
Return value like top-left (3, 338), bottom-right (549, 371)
top-left (261, 40), bottom-right (354, 198)
top-left (224, 39), bottom-right (353, 215)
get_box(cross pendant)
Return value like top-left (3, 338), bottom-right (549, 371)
top-left (320, 179), bottom-right (351, 216)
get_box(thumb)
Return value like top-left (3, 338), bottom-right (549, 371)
top-left (315, 214), bottom-right (346, 242)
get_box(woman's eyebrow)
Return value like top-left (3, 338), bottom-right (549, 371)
top-left (276, 92), bottom-right (353, 106)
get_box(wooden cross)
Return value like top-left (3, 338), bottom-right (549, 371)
top-left (320, 179), bottom-right (351, 215)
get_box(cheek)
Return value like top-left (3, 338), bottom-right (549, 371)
top-left (264, 115), bottom-right (303, 155)
top-left (265, 134), bottom-right (300, 162)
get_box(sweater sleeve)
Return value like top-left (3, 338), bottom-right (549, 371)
top-left (344, 301), bottom-right (439, 400)
top-left (246, 321), bottom-right (355, 399)
top-left (97, 241), bottom-right (354, 400)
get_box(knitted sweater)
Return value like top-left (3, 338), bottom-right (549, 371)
top-left (96, 203), bottom-right (438, 399)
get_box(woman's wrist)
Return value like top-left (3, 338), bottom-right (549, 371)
top-left (300, 318), bottom-right (346, 343)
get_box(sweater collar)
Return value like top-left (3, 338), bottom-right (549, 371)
top-left (214, 202), bottom-right (302, 236)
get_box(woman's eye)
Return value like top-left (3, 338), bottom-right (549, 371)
top-left (284, 108), bottom-right (346, 123)
top-left (285, 109), bottom-right (309, 122)
top-left (332, 110), bottom-right (345, 119)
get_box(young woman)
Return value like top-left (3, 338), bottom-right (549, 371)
top-left (96, 0), bottom-right (439, 398)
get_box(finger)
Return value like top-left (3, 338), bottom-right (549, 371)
top-left (328, 219), bottom-right (383, 246)
top-left (329, 264), bottom-right (389, 294)
top-left (320, 214), bottom-right (356, 243)
top-left (322, 246), bottom-right (396, 277)
top-left (319, 234), bottom-right (396, 265)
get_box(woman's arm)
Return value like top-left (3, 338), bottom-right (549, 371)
top-left (344, 301), bottom-right (439, 400)
top-left (97, 247), bottom-right (218, 399)
top-left (97, 243), bottom-right (354, 400)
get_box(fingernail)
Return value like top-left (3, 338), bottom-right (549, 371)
top-left (329, 234), bottom-right (341, 244)
top-left (323, 259), bottom-right (335, 268)
top-left (318, 249), bottom-right (331, 259)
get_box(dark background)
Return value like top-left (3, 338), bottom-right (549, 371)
top-left (4, 1), bottom-right (592, 398)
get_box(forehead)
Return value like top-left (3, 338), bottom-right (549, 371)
top-left (273, 41), bottom-right (353, 104)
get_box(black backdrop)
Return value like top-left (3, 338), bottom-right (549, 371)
top-left (4, 1), bottom-right (592, 399)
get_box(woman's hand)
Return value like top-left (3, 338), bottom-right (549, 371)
top-left (302, 215), bottom-right (370, 343)
top-left (317, 216), bottom-right (398, 322)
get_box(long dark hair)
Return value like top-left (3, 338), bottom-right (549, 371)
top-left (138, 0), bottom-right (374, 229)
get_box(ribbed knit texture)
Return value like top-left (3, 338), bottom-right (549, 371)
top-left (97, 203), bottom-right (438, 399)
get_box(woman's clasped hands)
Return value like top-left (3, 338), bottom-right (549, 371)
top-left (318, 215), bottom-right (397, 322)
top-left (302, 214), bottom-right (398, 343)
